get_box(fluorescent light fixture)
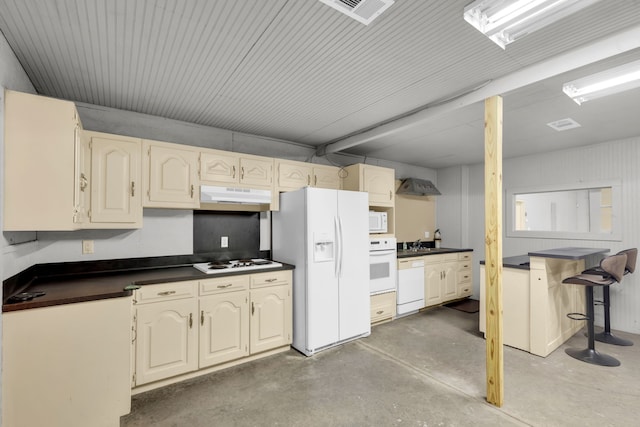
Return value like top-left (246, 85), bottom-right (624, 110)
top-left (563, 59), bottom-right (640, 105)
top-left (463, 0), bottom-right (601, 49)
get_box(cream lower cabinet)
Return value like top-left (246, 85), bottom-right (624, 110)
top-left (84, 131), bottom-right (143, 227)
top-left (457, 252), bottom-right (473, 297)
top-left (199, 275), bottom-right (250, 368)
top-left (370, 291), bottom-right (397, 324)
top-left (2, 298), bottom-right (132, 427)
top-left (133, 271), bottom-right (291, 388)
top-left (134, 281), bottom-right (199, 386)
top-left (250, 271), bottom-right (293, 353)
top-left (424, 253), bottom-right (465, 307)
top-left (143, 139), bottom-right (199, 208)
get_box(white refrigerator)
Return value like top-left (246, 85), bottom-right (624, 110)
top-left (272, 187), bottom-right (370, 356)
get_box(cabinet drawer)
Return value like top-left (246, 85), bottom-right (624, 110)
top-left (422, 254), bottom-right (443, 265)
top-left (250, 270), bottom-right (290, 288)
top-left (200, 275), bottom-right (249, 295)
top-left (458, 252), bottom-right (472, 261)
top-left (370, 291), bottom-right (396, 323)
top-left (457, 270), bottom-right (472, 284)
top-left (459, 260), bottom-right (472, 271)
top-left (458, 284), bottom-right (473, 298)
top-left (134, 281), bottom-right (197, 304)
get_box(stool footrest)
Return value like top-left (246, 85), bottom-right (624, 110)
top-left (567, 312), bottom-right (589, 321)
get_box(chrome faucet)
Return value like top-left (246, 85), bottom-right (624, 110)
top-left (411, 239), bottom-right (421, 251)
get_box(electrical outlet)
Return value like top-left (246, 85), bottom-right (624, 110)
top-left (221, 236), bottom-right (229, 248)
top-left (82, 240), bottom-right (94, 254)
top-left (424, 231), bottom-right (430, 238)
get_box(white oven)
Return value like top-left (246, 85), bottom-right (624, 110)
top-left (369, 237), bottom-right (397, 294)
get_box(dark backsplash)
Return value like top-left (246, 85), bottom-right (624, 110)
top-left (193, 211), bottom-right (260, 260)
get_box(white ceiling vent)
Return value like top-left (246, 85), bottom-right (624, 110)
top-left (547, 118), bottom-right (582, 132)
top-left (319, 0), bottom-right (395, 25)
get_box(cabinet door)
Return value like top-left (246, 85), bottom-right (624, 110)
top-left (89, 134), bottom-right (142, 225)
top-left (424, 264), bottom-right (442, 307)
top-left (135, 298), bottom-right (198, 385)
top-left (199, 292), bottom-right (249, 368)
top-left (250, 285), bottom-right (292, 354)
top-left (240, 157), bottom-right (273, 187)
top-left (200, 151), bottom-right (240, 184)
top-left (4, 90), bottom-right (85, 230)
top-left (144, 141), bottom-right (199, 208)
top-left (441, 261), bottom-right (458, 301)
top-left (313, 165), bottom-right (341, 189)
top-left (277, 160), bottom-right (312, 190)
top-left (363, 166), bottom-right (394, 207)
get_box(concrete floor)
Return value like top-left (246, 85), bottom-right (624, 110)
top-left (121, 305), bottom-right (640, 426)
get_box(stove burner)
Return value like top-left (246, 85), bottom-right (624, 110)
top-left (206, 264), bottom-right (228, 270)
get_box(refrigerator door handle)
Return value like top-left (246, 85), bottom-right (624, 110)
top-left (337, 216), bottom-right (344, 278)
top-left (334, 215), bottom-right (341, 278)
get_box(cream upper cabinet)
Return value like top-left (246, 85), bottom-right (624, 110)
top-left (341, 163), bottom-right (395, 207)
top-left (200, 150), bottom-right (239, 184)
top-left (4, 90), bottom-right (87, 230)
top-left (240, 156), bottom-right (273, 187)
top-left (200, 149), bottom-right (273, 188)
top-left (143, 139), bottom-right (199, 208)
top-left (276, 159), bottom-right (342, 192)
top-left (312, 164), bottom-right (341, 190)
top-left (84, 131), bottom-right (142, 227)
top-left (276, 159), bottom-right (313, 191)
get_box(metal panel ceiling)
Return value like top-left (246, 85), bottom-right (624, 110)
top-left (0, 0), bottom-right (639, 169)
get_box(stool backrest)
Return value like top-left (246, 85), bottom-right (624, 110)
top-left (601, 253), bottom-right (628, 283)
top-left (617, 248), bottom-right (637, 274)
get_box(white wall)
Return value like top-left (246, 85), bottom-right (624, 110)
top-left (438, 137), bottom-right (640, 334)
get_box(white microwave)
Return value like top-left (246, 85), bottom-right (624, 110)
top-left (369, 211), bottom-right (388, 233)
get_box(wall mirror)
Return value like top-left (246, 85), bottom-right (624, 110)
top-left (506, 180), bottom-right (622, 241)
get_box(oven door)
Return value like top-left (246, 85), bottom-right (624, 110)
top-left (369, 249), bottom-right (397, 294)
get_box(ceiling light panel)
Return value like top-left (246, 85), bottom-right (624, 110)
top-left (463, 0), bottom-right (601, 49)
top-left (318, 0), bottom-right (395, 25)
top-left (563, 59), bottom-right (640, 105)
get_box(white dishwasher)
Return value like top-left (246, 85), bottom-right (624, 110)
top-left (397, 258), bottom-right (425, 317)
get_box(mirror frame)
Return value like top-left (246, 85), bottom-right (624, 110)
top-left (506, 180), bottom-right (622, 241)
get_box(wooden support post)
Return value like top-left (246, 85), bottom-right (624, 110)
top-left (484, 95), bottom-right (504, 407)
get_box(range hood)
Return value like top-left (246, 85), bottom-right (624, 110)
top-left (200, 185), bottom-right (272, 208)
top-left (396, 178), bottom-right (441, 196)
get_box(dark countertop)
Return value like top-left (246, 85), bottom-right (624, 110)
top-left (480, 255), bottom-right (531, 270)
top-left (528, 247), bottom-right (609, 260)
top-left (397, 248), bottom-right (473, 259)
top-left (3, 257), bottom-right (294, 313)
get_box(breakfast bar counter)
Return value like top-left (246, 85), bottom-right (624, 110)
top-left (480, 247), bottom-right (609, 357)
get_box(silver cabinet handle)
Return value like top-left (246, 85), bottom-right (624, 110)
top-left (189, 313), bottom-right (193, 329)
top-left (131, 181), bottom-right (135, 197)
top-left (217, 284), bottom-right (233, 288)
top-left (376, 310), bottom-right (384, 315)
top-left (232, 165), bottom-right (236, 179)
top-left (201, 310), bottom-right (204, 326)
top-left (307, 175), bottom-right (311, 185)
top-left (251, 302), bottom-right (255, 315)
top-left (157, 290), bottom-right (176, 296)
top-left (80, 173), bottom-right (88, 191)
top-left (190, 184), bottom-right (194, 198)
top-left (265, 278), bottom-right (277, 283)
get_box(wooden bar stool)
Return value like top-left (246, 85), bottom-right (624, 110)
top-left (562, 253), bottom-right (627, 367)
top-left (582, 248), bottom-right (636, 346)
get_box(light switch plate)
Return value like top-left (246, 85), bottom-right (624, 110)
top-left (221, 236), bottom-right (229, 248)
top-left (424, 231), bottom-right (430, 238)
